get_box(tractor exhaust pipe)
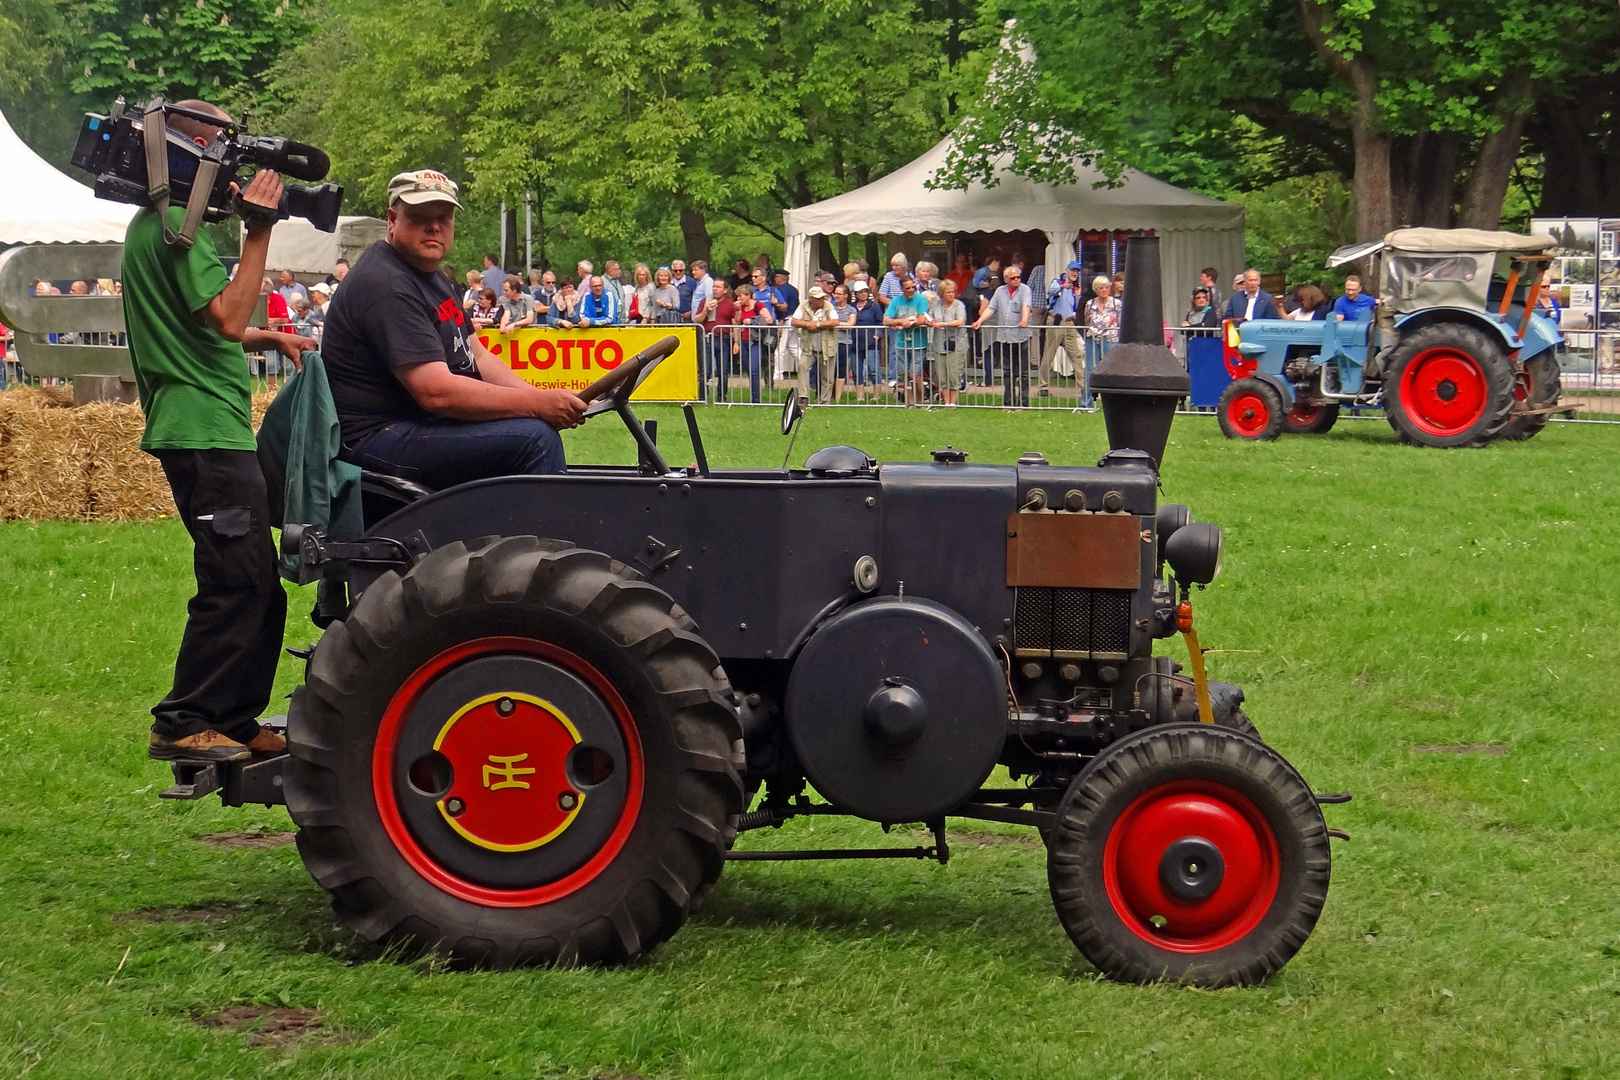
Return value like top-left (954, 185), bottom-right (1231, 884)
top-left (1090, 236), bottom-right (1190, 472)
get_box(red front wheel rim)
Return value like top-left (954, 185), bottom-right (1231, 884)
top-left (372, 636), bottom-right (644, 908)
top-left (1102, 780), bottom-right (1281, 953)
top-left (1399, 347), bottom-right (1489, 437)
top-left (1226, 392), bottom-right (1272, 437)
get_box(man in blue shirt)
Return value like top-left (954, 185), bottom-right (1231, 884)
top-left (1332, 275), bottom-right (1378, 321)
top-left (772, 268), bottom-right (799, 321)
top-left (480, 253), bottom-right (505, 294)
top-left (672, 260), bottom-right (696, 317)
top-left (883, 274), bottom-right (932, 402)
top-left (1039, 260), bottom-right (1083, 396)
top-left (688, 260), bottom-right (713, 321)
top-left (576, 275), bottom-right (619, 327)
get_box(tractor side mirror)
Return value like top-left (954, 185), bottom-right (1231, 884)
top-left (781, 387), bottom-right (804, 436)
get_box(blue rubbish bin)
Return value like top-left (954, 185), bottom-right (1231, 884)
top-left (1187, 336), bottom-right (1230, 408)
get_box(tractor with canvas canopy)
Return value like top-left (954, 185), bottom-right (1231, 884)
top-left (1217, 228), bottom-right (1564, 448)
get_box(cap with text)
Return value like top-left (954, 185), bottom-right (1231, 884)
top-left (388, 170), bottom-right (463, 209)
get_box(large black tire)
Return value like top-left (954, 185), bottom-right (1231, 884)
top-left (284, 535), bottom-right (743, 968)
top-left (1383, 323), bottom-right (1514, 448)
top-left (1217, 379), bottom-right (1285, 441)
top-left (1499, 350), bottom-right (1561, 441)
top-left (1282, 400), bottom-right (1339, 435)
top-left (1047, 725), bottom-right (1330, 987)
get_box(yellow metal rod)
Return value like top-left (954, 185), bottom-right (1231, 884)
top-left (1181, 623), bottom-right (1216, 725)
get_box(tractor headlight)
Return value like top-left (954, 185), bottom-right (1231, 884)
top-left (1163, 522), bottom-right (1224, 585)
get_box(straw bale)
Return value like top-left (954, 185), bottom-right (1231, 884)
top-left (0, 387), bottom-right (280, 522)
top-left (80, 402), bottom-right (176, 522)
top-left (0, 397), bottom-right (90, 520)
top-left (252, 391), bottom-right (275, 432)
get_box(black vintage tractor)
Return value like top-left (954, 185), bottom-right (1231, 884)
top-left (163, 239), bottom-right (1343, 987)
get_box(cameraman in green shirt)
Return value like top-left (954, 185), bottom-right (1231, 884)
top-left (124, 100), bottom-right (316, 764)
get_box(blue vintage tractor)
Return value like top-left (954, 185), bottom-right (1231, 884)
top-left (1217, 229), bottom-right (1564, 448)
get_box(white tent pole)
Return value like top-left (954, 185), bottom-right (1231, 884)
top-left (525, 193), bottom-right (533, 271)
top-left (500, 200), bottom-right (508, 270)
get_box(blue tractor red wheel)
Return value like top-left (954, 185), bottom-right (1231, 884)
top-left (1382, 323), bottom-right (1514, 447)
top-left (1283, 400), bottom-right (1339, 435)
top-left (1499, 351), bottom-right (1561, 441)
top-left (1217, 379), bottom-right (1285, 441)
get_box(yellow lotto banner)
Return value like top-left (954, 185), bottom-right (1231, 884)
top-left (473, 325), bottom-right (700, 400)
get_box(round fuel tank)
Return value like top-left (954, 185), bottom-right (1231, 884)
top-left (785, 597), bottom-right (1006, 821)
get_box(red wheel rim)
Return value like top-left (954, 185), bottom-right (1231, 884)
top-left (1399, 346), bottom-right (1488, 437)
top-left (1102, 779), bottom-right (1281, 953)
top-left (1286, 402), bottom-right (1322, 428)
top-left (372, 636), bottom-right (644, 907)
top-left (1225, 391), bottom-right (1273, 437)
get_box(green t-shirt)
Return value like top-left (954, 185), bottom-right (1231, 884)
top-left (121, 206), bottom-right (254, 451)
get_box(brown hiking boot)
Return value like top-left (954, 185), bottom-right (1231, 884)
top-left (149, 729), bottom-right (252, 763)
top-left (246, 727), bottom-right (287, 755)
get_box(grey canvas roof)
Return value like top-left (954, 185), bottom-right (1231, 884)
top-left (1383, 228), bottom-right (1556, 254)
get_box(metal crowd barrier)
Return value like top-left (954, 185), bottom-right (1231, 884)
top-left (694, 321), bottom-right (1134, 409)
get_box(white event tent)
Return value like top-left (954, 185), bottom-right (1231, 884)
top-left (0, 105), bottom-right (137, 244)
top-left (782, 135), bottom-right (1244, 327)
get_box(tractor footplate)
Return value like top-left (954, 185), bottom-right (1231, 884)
top-left (160, 761), bottom-right (222, 800)
top-left (158, 753), bottom-right (289, 807)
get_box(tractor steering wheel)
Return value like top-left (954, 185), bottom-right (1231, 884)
top-left (579, 335), bottom-right (681, 419)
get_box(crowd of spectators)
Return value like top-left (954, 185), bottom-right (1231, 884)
top-left (4, 244), bottom-right (1396, 404)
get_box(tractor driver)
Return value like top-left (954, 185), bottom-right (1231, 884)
top-left (321, 170), bottom-right (586, 490)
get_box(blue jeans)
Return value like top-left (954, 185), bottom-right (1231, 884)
top-left (735, 340), bottom-right (762, 403)
top-left (346, 415), bottom-right (567, 490)
top-left (892, 344), bottom-right (927, 381)
top-left (1082, 337), bottom-right (1115, 408)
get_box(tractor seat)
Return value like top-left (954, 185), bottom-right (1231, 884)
top-left (359, 469), bottom-right (436, 527)
top-left (361, 470), bottom-right (435, 504)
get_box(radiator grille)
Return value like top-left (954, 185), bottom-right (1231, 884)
top-left (1015, 587), bottom-right (1133, 659)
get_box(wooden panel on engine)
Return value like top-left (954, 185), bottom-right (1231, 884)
top-left (1005, 512), bottom-right (1145, 590)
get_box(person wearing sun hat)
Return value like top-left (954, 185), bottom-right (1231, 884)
top-left (321, 169), bottom-right (586, 491)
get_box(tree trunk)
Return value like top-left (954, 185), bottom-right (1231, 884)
top-left (864, 234), bottom-right (880, 272)
top-left (1298, 1), bottom-right (1392, 241)
top-left (680, 203), bottom-right (712, 265)
top-left (1392, 132), bottom-right (1460, 228)
top-left (816, 236), bottom-right (838, 275)
top-left (1458, 97), bottom-right (1531, 230)
top-left (836, 234), bottom-right (849, 265)
top-left (1531, 101), bottom-right (1605, 214)
top-left (1350, 120), bottom-right (1394, 241)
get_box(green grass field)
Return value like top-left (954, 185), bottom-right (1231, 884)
top-left (2, 407), bottom-right (1618, 1080)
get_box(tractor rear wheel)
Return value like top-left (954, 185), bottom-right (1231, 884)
top-left (1047, 724), bottom-right (1330, 987)
top-left (1499, 351), bottom-right (1561, 442)
top-left (1217, 379), bottom-right (1285, 441)
top-left (283, 535), bottom-right (743, 968)
top-left (1282, 401), bottom-right (1339, 435)
top-left (1383, 324), bottom-right (1513, 448)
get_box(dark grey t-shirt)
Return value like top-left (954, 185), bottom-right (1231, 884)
top-left (498, 291), bottom-right (535, 328)
top-left (322, 241), bottom-right (481, 445)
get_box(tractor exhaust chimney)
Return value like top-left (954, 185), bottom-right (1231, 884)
top-left (1090, 236), bottom-right (1189, 472)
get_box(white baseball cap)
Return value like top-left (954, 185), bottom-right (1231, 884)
top-left (387, 169), bottom-right (463, 209)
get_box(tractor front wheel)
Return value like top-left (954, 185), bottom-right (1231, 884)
top-left (1499, 351), bottom-right (1561, 442)
top-left (284, 536), bottom-right (743, 968)
top-left (1047, 725), bottom-right (1330, 987)
top-left (1383, 324), bottom-right (1513, 448)
top-left (1217, 379), bottom-right (1285, 441)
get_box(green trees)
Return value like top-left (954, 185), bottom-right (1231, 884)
top-left (252, 0), bottom-right (981, 269)
top-left (953, 0), bottom-right (1619, 239)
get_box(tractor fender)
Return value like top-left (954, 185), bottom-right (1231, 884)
top-left (1392, 307), bottom-right (1525, 355)
top-left (1251, 371), bottom-right (1296, 409)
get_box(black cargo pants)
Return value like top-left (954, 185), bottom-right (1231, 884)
top-left (150, 449), bottom-right (287, 743)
